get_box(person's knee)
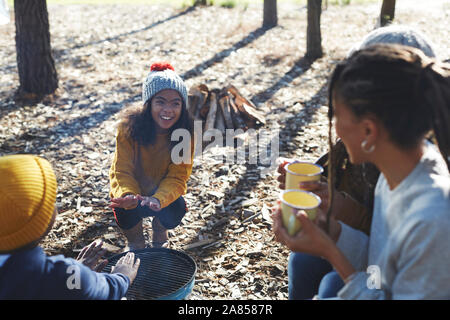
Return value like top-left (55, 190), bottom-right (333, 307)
top-left (173, 196), bottom-right (187, 214)
top-left (318, 271), bottom-right (344, 299)
top-left (288, 252), bottom-right (332, 285)
top-left (156, 197), bottom-right (187, 229)
top-left (288, 253), bottom-right (333, 300)
top-left (288, 252), bottom-right (330, 274)
top-left (113, 207), bottom-right (141, 230)
top-left (322, 271), bottom-right (342, 284)
top-left (288, 252), bottom-right (309, 266)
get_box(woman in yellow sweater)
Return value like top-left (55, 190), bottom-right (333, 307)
top-left (109, 62), bottom-right (194, 250)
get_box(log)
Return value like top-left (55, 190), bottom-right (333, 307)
top-left (226, 84), bottom-right (257, 109)
top-left (240, 109), bottom-right (257, 129)
top-left (189, 85), bottom-right (204, 100)
top-left (198, 84), bottom-right (209, 93)
top-left (226, 85), bottom-right (266, 125)
top-left (215, 103), bottom-right (226, 134)
top-left (190, 83), bottom-right (265, 132)
top-left (199, 95), bottom-right (211, 119)
top-left (198, 85), bottom-right (210, 119)
top-left (238, 100), bottom-right (265, 125)
top-left (204, 92), bottom-right (218, 132)
top-left (187, 94), bottom-right (199, 118)
top-left (189, 85), bottom-right (209, 121)
top-left (219, 96), bottom-right (234, 129)
top-left (228, 93), bottom-right (247, 130)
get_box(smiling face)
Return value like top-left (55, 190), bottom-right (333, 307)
top-left (150, 89), bottom-right (183, 133)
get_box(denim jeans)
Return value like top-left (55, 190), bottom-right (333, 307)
top-left (113, 196), bottom-right (187, 230)
top-left (288, 252), bottom-right (344, 299)
top-left (317, 271), bottom-right (344, 299)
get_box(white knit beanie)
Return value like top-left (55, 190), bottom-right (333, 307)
top-left (347, 25), bottom-right (437, 58)
top-left (142, 62), bottom-right (188, 107)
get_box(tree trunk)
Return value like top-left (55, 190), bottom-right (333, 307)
top-left (263, 0), bottom-right (277, 28)
top-left (14, 0), bottom-right (58, 95)
top-left (379, 0), bottom-right (396, 27)
top-left (193, 0), bottom-right (207, 6)
top-left (306, 0), bottom-right (323, 60)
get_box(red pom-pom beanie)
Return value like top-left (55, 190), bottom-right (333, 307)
top-left (142, 62), bottom-right (188, 106)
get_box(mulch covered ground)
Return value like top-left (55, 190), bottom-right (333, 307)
top-left (0, 0), bottom-right (448, 299)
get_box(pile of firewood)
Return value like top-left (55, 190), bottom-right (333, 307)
top-left (188, 84), bottom-right (266, 133)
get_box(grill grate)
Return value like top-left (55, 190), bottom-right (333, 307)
top-left (103, 248), bottom-right (196, 300)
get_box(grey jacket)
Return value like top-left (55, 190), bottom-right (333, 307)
top-left (336, 143), bottom-right (450, 299)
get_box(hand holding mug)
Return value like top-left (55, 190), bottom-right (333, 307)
top-left (272, 206), bottom-right (335, 259)
top-left (277, 159), bottom-right (291, 190)
top-left (299, 180), bottom-right (347, 218)
top-left (279, 189), bottom-right (321, 236)
top-left (284, 161), bottom-right (323, 190)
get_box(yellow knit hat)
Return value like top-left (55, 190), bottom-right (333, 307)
top-left (0, 154), bottom-right (58, 252)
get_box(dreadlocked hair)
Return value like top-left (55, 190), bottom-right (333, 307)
top-left (325, 43), bottom-right (450, 232)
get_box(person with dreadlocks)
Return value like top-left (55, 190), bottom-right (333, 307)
top-left (273, 43), bottom-right (450, 299)
top-left (277, 25), bottom-right (440, 300)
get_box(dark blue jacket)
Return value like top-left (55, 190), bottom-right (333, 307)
top-left (0, 246), bottom-right (129, 300)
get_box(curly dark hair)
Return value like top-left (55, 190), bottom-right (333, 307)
top-left (120, 98), bottom-right (194, 150)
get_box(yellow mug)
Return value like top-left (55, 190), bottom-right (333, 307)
top-left (284, 161), bottom-right (323, 190)
top-left (279, 189), bottom-right (321, 236)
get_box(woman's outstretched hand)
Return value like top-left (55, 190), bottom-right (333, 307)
top-left (110, 194), bottom-right (162, 212)
top-left (110, 195), bottom-right (139, 209)
top-left (137, 196), bottom-right (161, 212)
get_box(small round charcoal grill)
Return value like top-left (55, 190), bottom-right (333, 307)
top-left (104, 248), bottom-right (197, 300)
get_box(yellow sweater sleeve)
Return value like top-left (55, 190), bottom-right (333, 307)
top-left (109, 126), bottom-right (142, 202)
top-left (152, 139), bottom-right (195, 209)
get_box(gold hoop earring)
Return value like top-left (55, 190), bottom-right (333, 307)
top-left (361, 140), bottom-right (375, 153)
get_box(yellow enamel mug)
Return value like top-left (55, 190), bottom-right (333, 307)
top-left (279, 189), bottom-right (321, 236)
top-left (284, 161), bottom-right (323, 190)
